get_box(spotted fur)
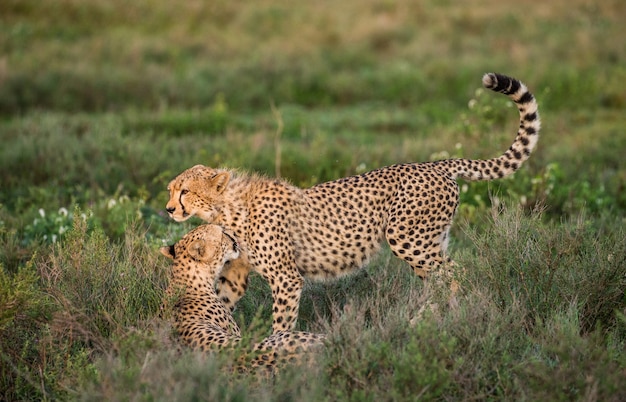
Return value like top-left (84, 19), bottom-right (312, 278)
top-left (160, 224), bottom-right (325, 371)
top-left (165, 73), bottom-right (541, 332)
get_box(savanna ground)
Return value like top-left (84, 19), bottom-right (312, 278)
top-left (1, 0), bottom-right (625, 400)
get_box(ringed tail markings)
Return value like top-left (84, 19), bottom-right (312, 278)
top-left (433, 72), bottom-right (541, 182)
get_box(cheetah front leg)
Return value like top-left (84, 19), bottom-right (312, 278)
top-left (216, 257), bottom-right (251, 312)
top-left (263, 266), bottom-right (304, 333)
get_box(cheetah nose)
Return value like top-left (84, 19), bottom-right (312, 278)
top-left (166, 207), bottom-right (176, 214)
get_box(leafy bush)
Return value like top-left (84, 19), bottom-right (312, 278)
top-left (0, 260), bottom-right (54, 400)
top-left (38, 210), bottom-right (167, 337)
top-left (462, 206), bottom-right (626, 332)
top-left (516, 305), bottom-right (626, 401)
top-left (0, 212), bottom-right (172, 399)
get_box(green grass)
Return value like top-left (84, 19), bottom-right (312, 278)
top-left (1, 0), bottom-right (625, 400)
top-left (5, 207), bottom-right (623, 401)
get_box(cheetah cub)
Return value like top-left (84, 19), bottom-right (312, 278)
top-left (165, 73), bottom-right (541, 332)
top-left (160, 224), bottom-right (325, 371)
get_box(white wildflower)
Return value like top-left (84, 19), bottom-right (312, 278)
top-left (38, 208), bottom-right (45, 218)
top-left (107, 199), bottom-right (117, 209)
top-left (58, 207), bottom-right (69, 217)
top-left (544, 185), bottom-right (552, 195)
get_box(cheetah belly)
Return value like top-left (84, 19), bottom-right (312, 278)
top-left (291, 199), bottom-right (386, 280)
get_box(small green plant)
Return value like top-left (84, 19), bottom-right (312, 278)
top-left (91, 194), bottom-right (145, 240)
top-left (23, 207), bottom-right (79, 245)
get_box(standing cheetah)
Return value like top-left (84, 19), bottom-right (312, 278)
top-left (165, 73), bottom-right (541, 332)
top-left (160, 224), bottom-right (325, 371)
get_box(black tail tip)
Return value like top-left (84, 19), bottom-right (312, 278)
top-left (482, 73), bottom-right (521, 94)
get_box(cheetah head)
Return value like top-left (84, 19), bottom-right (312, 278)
top-left (160, 224), bottom-right (240, 282)
top-left (165, 165), bottom-right (231, 223)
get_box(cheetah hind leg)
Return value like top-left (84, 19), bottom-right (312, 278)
top-left (409, 257), bottom-right (463, 324)
top-left (429, 226), bottom-right (461, 306)
top-left (385, 224), bottom-right (462, 320)
top-left (216, 257), bottom-right (251, 312)
top-left (430, 257), bottom-right (462, 308)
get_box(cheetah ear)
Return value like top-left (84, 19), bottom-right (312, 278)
top-left (160, 245), bottom-right (176, 260)
top-left (211, 172), bottom-right (230, 194)
top-left (187, 239), bottom-right (209, 261)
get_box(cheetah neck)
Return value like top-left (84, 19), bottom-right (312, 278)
top-left (213, 173), bottom-right (258, 231)
top-left (170, 257), bottom-right (221, 295)
top-left (171, 280), bottom-right (214, 301)
top-left (171, 266), bottom-right (238, 332)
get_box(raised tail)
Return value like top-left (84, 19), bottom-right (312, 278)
top-left (433, 73), bottom-right (541, 181)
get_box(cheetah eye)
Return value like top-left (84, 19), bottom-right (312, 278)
top-left (181, 189), bottom-right (189, 195)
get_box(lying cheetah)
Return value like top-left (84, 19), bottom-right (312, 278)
top-left (159, 224), bottom-right (325, 371)
top-left (165, 73), bottom-right (541, 332)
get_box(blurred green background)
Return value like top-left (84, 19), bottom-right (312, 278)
top-left (1, 0), bottom-right (625, 400)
